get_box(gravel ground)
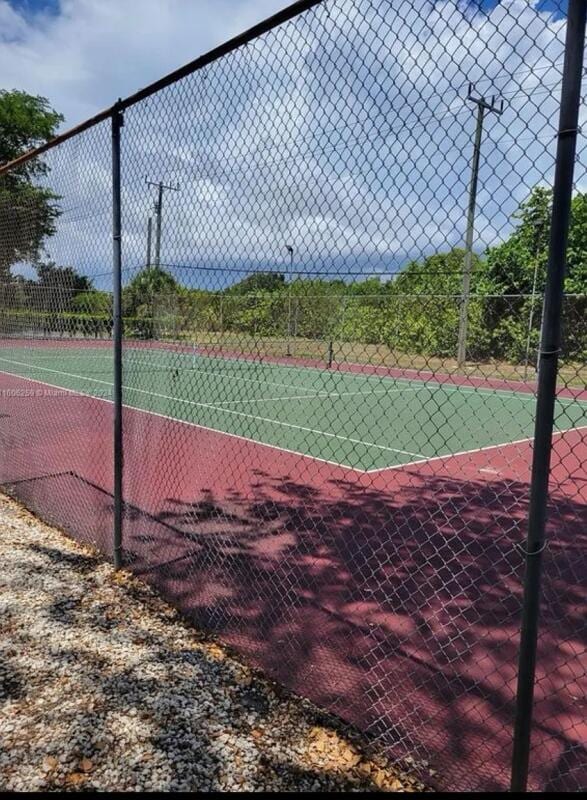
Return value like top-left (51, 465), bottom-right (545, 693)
top-left (0, 492), bottom-right (430, 793)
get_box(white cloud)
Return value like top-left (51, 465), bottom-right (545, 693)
top-left (2, 0), bottom-right (579, 287)
top-left (0, 0), bottom-right (293, 127)
top-left (0, 1), bottom-right (29, 42)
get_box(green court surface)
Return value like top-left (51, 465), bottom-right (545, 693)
top-left (0, 344), bottom-right (585, 472)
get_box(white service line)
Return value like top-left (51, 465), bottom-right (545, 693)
top-left (17, 346), bottom-right (587, 407)
top-left (2, 363), bottom-right (584, 477)
top-left (2, 355), bottom-right (584, 473)
top-left (193, 351), bottom-right (587, 406)
top-left (121, 386), bottom-right (426, 459)
top-left (125, 355), bottom-right (313, 393)
top-left (215, 386), bottom-right (420, 406)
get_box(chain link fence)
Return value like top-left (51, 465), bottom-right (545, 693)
top-left (0, 0), bottom-right (585, 792)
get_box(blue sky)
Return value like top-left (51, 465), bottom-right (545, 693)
top-left (5, 0), bottom-right (570, 23)
top-left (7, 0), bottom-right (58, 14)
top-left (0, 0), bottom-right (581, 290)
top-left (6, 1), bottom-right (568, 16)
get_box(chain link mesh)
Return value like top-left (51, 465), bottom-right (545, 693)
top-left (0, 0), bottom-right (585, 792)
top-left (0, 121), bottom-right (114, 554)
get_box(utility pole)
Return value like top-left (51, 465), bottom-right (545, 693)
top-left (457, 85), bottom-right (504, 368)
top-left (285, 244), bottom-right (294, 356)
top-left (146, 216), bottom-right (153, 267)
top-left (145, 178), bottom-right (180, 268)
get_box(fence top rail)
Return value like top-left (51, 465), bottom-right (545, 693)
top-left (0, 0), bottom-right (324, 177)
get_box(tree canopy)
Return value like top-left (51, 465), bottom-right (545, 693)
top-left (0, 90), bottom-right (63, 279)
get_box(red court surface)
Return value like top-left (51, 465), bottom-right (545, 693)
top-left (0, 364), bottom-right (585, 792)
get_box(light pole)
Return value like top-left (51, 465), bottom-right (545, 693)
top-left (457, 84), bottom-right (504, 368)
top-left (285, 244), bottom-right (294, 356)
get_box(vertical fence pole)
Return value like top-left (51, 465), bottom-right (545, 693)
top-left (112, 102), bottom-right (124, 570)
top-left (510, 0), bottom-right (586, 791)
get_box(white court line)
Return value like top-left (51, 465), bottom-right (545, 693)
top-left (52, 354), bottom-right (381, 406)
top-left (363, 425), bottom-right (587, 475)
top-left (125, 355), bottom-right (312, 393)
top-left (215, 386), bottom-right (420, 406)
top-left (128, 349), bottom-right (587, 412)
top-left (123, 383), bottom-right (426, 458)
top-left (0, 356), bottom-right (425, 459)
top-left (217, 391), bottom-right (329, 405)
top-left (184, 349), bottom-right (587, 406)
top-left (11, 345), bottom-right (587, 407)
top-left (6, 349), bottom-right (316, 394)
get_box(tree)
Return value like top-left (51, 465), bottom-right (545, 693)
top-left (484, 187), bottom-right (552, 296)
top-left (225, 271), bottom-right (285, 295)
top-left (0, 91), bottom-right (63, 280)
top-left (483, 187), bottom-right (587, 361)
top-left (123, 266), bottom-right (180, 339)
top-left (123, 266), bottom-right (180, 315)
top-left (388, 248), bottom-right (485, 357)
top-left (291, 278), bottom-right (346, 340)
top-left (565, 191), bottom-right (587, 294)
top-left (69, 290), bottom-right (113, 338)
top-left (334, 278), bottom-right (389, 344)
top-left (30, 262), bottom-right (93, 311)
top-left (482, 186), bottom-right (587, 298)
top-left (70, 290), bottom-right (112, 316)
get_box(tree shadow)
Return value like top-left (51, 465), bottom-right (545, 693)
top-left (117, 467), bottom-right (586, 792)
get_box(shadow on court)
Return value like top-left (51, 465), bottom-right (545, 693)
top-left (116, 468), bottom-right (586, 793)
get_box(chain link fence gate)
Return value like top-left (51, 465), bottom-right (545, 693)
top-left (0, 0), bottom-right (585, 792)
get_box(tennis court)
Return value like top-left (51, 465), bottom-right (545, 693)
top-left (0, 341), bottom-right (584, 472)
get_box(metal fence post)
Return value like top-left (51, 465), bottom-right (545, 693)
top-left (112, 102), bottom-right (124, 570)
top-left (510, 0), bottom-right (586, 791)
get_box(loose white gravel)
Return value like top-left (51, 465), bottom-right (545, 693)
top-left (0, 492), bottom-right (429, 793)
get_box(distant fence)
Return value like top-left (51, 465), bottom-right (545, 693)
top-left (0, 0), bottom-right (585, 792)
top-left (1, 291), bottom-right (585, 376)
